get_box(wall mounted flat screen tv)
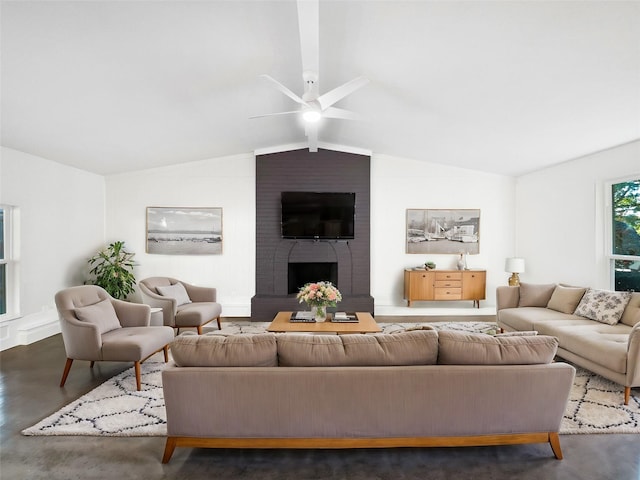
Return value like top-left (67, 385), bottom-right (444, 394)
top-left (281, 192), bottom-right (355, 239)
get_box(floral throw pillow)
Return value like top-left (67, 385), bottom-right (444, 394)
top-left (574, 289), bottom-right (632, 325)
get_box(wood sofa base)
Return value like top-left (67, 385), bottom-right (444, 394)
top-left (162, 432), bottom-right (563, 463)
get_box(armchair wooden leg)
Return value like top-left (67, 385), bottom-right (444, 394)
top-left (134, 361), bottom-right (142, 391)
top-left (60, 358), bottom-right (74, 387)
top-left (197, 325), bottom-right (203, 335)
top-left (89, 361), bottom-right (95, 368)
top-left (624, 386), bottom-right (631, 405)
top-left (216, 316), bottom-right (221, 330)
top-left (163, 345), bottom-right (169, 362)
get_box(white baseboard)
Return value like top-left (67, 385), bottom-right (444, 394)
top-left (0, 311), bottom-right (60, 352)
top-left (374, 304), bottom-right (496, 317)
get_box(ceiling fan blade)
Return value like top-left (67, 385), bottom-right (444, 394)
top-left (318, 76), bottom-right (369, 110)
top-left (297, 0), bottom-right (319, 76)
top-left (305, 122), bottom-right (318, 152)
top-left (259, 74), bottom-right (308, 106)
top-left (249, 110), bottom-right (300, 119)
top-left (322, 107), bottom-right (362, 121)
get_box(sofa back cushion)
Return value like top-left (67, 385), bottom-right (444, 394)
top-left (277, 330), bottom-right (439, 367)
top-left (437, 331), bottom-right (558, 365)
top-left (517, 283), bottom-right (557, 307)
top-left (574, 288), bottom-right (632, 325)
top-left (171, 332), bottom-right (278, 367)
top-left (546, 285), bottom-right (587, 314)
top-left (621, 292), bottom-right (640, 327)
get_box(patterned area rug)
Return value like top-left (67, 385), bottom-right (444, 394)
top-left (22, 322), bottom-right (639, 437)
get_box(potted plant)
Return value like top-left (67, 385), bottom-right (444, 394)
top-left (87, 241), bottom-right (137, 300)
top-left (424, 261), bottom-right (436, 271)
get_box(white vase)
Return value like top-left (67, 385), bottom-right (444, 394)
top-left (312, 305), bottom-right (327, 322)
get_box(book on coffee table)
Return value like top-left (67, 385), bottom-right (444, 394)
top-left (332, 312), bottom-right (358, 323)
top-left (290, 311), bottom-right (316, 323)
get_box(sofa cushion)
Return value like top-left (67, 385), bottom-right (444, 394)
top-left (157, 282), bottom-right (192, 306)
top-left (497, 306), bottom-right (588, 332)
top-left (620, 292), bottom-right (640, 327)
top-left (518, 283), bottom-right (557, 307)
top-left (537, 323), bottom-right (630, 374)
top-left (437, 330), bottom-right (558, 365)
top-left (547, 285), bottom-right (587, 314)
top-left (74, 298), bottom-right (122, 334)
top-left (276, 330), bottom-right (439, 367)
top-left (574, 288), bottom-right (632, 325)
top-left (175, 302), bottom-right (222, 327)
top-left (171, 332), bottom-right (278, 367)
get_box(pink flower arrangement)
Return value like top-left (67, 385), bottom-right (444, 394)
top-left (296, 281), bottom-right (342, 307)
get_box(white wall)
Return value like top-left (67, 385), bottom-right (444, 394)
top-left (105, 153), bottom-right (256, 316)
top-left (0, 147), bottom-right (105, 350)
top-left (371, 154), bottom-right (515, 314)
top-left (106, 151), bottom-right (515, 317)
top-left (515, 140), bottom-right (640, 288)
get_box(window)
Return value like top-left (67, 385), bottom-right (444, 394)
top-left (608, 179), bottom-right (640, 292)
top-left (0, 207), bottom-right (5, 315)
top-left (0, 205), bottom-right (18, 319)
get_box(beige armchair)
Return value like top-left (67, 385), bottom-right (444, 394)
top-left (55, 285), bottom-right (174, 391)
top-left (138, 277), bottom-right (222, 334)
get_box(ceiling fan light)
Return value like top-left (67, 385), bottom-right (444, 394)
top-left (303, 110), bottom-right (321, 123)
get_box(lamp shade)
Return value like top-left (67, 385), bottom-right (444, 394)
top-left (505, 257), bottom-right (525, 273)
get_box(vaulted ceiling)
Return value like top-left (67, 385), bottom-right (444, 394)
top-left (1, 0), bottom-right (639, 176)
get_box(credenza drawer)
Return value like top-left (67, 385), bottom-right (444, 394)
top-left (435, 272), bottom-right (462, 281)
top-left (435, 280), bottom-right (462, 289)
top-left (434, 288), bottom-right (462, 300)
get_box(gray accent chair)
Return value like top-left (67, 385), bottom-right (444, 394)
top-left (138, 277), bottom-right (222, 334)
top-left (55, 285), bottom-right (174, 391)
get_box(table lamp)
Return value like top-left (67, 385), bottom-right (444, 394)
top-left (505, 257), bottom-right (525, 286)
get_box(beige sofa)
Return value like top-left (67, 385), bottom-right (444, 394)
top-left (496, 283), bottom-right (640, 404)
top-left (161, 329), bottom-right (575, 463)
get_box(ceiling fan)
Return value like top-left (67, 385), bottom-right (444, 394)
top-left (251, 0), bottom-right (368, 152)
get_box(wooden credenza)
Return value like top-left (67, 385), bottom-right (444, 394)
top-left (404, 269), bottom-right (486, 308)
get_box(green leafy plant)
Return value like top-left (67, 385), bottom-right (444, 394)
top-left (87, 241), bottom-right (137, 299)
top-left (424, 261), bottom-right (436, 270)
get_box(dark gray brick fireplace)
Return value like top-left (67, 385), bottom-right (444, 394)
top-left (251, 148), bottom-right (374, 321)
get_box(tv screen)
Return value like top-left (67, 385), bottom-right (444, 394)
top-left (281, 192), bottom-right (355, 239)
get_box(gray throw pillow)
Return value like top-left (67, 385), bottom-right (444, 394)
top-left (574, 288), bottom-right (632, 325)
top-left (517, 283), bottom-right (556, 307)
top-left (547, 285), bottom-right (586, 314)
top-left (75, 298), bottom-right (122, 334)
top-left (157, 282), bottom-right (192, 306)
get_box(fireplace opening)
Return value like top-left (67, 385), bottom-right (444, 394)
top-left (288, 262), bottom-right (338, 294)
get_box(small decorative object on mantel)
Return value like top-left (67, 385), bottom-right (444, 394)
top-left (424, 261), bottom-right (436, 271)
top-left (296, 281), bottom-right (342, 322)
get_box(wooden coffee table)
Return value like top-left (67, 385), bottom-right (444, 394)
top-left (267, 311), bottom-right (381, 334)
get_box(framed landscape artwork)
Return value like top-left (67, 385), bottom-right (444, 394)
top-left (406, 209), bottom-right (480, 254)
top-left (146, 207), bottom-right (223, 255)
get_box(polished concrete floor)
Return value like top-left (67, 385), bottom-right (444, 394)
top-left (1, 329), bottom-right (639, 480)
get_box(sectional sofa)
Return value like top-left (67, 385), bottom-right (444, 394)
top-left (161, 329), bottom-right (575, 463)
top-left (496, 283), bottom-right (640, 404)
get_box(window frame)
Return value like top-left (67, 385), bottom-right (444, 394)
top-left (604, 176), bottom-right (640, 291)
top-left (0, 205), bottom-right (19, 321)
